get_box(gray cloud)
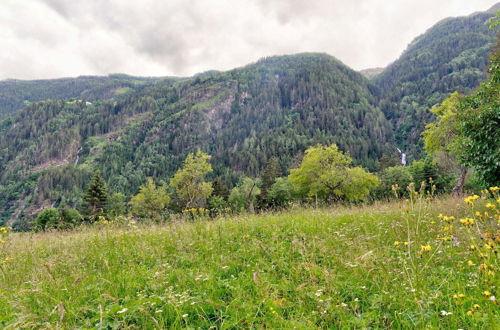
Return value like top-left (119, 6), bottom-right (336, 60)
top-left (0, 0), bottom-right (497, 79)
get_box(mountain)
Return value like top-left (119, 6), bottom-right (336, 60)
top-left (1, 4), bottom-right (498, 227)
top-left (0, 53), bottom-right (394, 227)
top-left (359, 67), bottom-right (384, 79)
top-left (0, 74), bottom-right (166, 119)
top-left (373, 8), bottom-right (498, 159)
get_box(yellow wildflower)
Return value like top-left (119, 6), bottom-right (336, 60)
top-left (466, 310), bottom-right (473, 316)
top-left (420, 245), bottom-right (431, 252)
top-left (490, 186), bottom-right (500, 192)
top-left (394, 241), bottom-right (401, 247)
top-left (464, 195), bottom-right (479, 205)
top-left (459, 217), bottom-right (475, 226)
top-left (467, 260), bottom-right (475, 266)
top-left (473, 304), bottom-right (480, 309)
top-left (485, 203), bottom-right (496, 209)
top-left (482, 290), bottom-right (491, 296)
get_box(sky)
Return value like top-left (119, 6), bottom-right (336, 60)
top-left (0, 0), bottom-right (498, 80)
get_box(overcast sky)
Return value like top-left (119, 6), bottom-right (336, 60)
top-left (0, 0), bottom-right (498, 80)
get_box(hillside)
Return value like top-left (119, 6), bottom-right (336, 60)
top-left (0, 195), bottom-right (498, 328)
top-left (359, 67), bottom-right (384, 80)
top-left (0, 75), bottom-right (166, 119)
top-left (373, 10), bottom-right (498, 158)
top-left (0, 53), bottom-right (394, 226)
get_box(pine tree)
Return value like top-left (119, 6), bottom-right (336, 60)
top-left (259, 157), bottom-right (281, 207)
top-left (83, 170), bottom-right (108, 219)
top-left (212, 177), bottom-right (230, 201)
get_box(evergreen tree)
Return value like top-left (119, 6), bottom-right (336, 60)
top-left (258, 157), bottom-right (281, 208)
top-left (211, 177), bottom-right (230, 201)
top-left (83, 170), bottom-right (108, 219)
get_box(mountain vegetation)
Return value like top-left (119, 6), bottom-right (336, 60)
top-left (0, 53), bottom-right (394, 227)
top-left (0, 74), bottom-right (165, 119)
top-left (373, 10), bottom-right (498, 159)
top-left (0, 6), bottom-right (498, 228)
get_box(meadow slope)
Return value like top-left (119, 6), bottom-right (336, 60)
top-left (0, 194), bottom-right (498, 328)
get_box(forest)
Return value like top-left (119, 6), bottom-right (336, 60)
top-left (0, 7), bottom-right (498, 230)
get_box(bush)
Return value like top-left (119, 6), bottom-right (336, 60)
top-left (34, 208), bottom-right (61, 231)
top-left (374, 166), bottom-right (413, 199)
top-left (207, 196), bottom-right (228, 217)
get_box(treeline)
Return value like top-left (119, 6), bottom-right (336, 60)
top-left (30, 145), bottom-right (405, 230)
top-left (0, 53), bottom-right (394, 226)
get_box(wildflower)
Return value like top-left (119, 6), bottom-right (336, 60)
top-left (404, 241), bottom-right (409, 246)
top-left (440, 310), bottom-right (452, 316)
top-left (469, 244), bottom-right (476, 250)
top-left (182, 313), bottom-right (189, 318)
top-left (464, 195), bottom-right (479, 205)
top-left (487, 270), bottom-right (494, 277)
top-left (485, 203), bottom-right (496, 209)
top-left (490, 186), bottom-right (500, 192)
top-left (443, 225), bottom-right (453, 231)
top-left (466, 310), bottom-right (473, 316)
top-left (482, 290), bottom-right (492, 297)
top-left (467, 260), bottom-right (475, 266)
top-left (473, 304), bottom-right (480, 309)
top-left (420, 245), bottom-right (431, 252)
top-left (459, 217), bottom-right (475, 226)
top-left (394, 241), bottom-right (401, 247)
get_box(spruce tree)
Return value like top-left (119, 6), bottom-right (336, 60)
top-left (83, 170), bottom-right (108, 219)
top-left (259, 157), bottom-right (281, 207)
top-left (212, 177), bottom-right (230, 201)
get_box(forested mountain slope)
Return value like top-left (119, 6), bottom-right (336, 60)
top-left (0, 75), bottom-right (165, 119)
top-left (0, 53), bottom-right (393, 226)
top-left (373, 10), bottom-right (498, 158)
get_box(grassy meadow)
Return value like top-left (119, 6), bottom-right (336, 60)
top-left (0, 192), bottom-right (499, 328)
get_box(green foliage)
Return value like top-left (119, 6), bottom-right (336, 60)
top-left (129, 178), bottom-right (169, 219)
top-left (83, 170), bottom-right (108, 219)
top-left (34, 208), bottom-right (60, 231)
top-left (211, 177), bottom-right (230, 201)
top-left (228, 177), bottom-right (260, 212)
top-left (170, 151), bottom-right (213, 209)
top-left (267, 177), bottom-right (295, 208)
top-left (342, 167), bottom-right (380, 202)
top-left (374, 166), bottom-right (413, 198)
top-left (289, 144), bottom-right (378, 202)
top-left (108, 192), bottom-right (127, 217)
top-left (409, 158), bottom-right (454, 193)
top-left (374, 11), bottom-right (498, 157)
top-left (423, 92), bottom-right (462, 157)
top-left (207, 196), bottom-right (228, 217)
top-left (456, 42), bottom-right (500, 186)
top-left (258, 157), bottom-right (281, 208)
top-left (289, 144), bottom-right (351, 201)
top-left (0, 75), bottom-right (163, 119)
top-left (59, 208), bottom-right (83, 227)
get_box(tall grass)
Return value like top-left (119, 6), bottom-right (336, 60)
top-left (0, 194), bottom-right (498, 328)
